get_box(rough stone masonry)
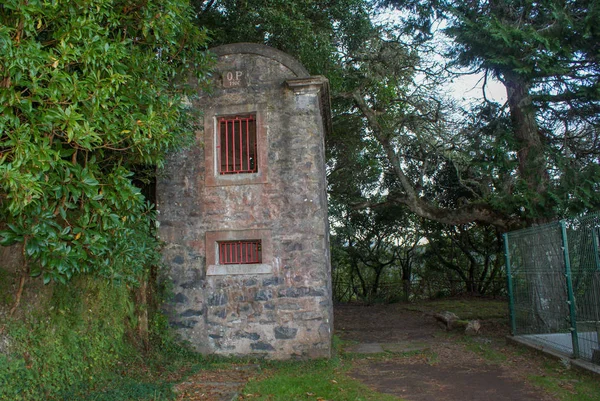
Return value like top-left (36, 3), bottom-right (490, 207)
top-left (157, 43), bottom-right (333, 359)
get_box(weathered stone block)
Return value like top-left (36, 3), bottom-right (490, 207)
top-left (277, 301), bottom-right (302, 311)
top-left (262, 277), bottom-right (283, 287)
top-left (212, 309), bottom-right (227, 319)
top-left (207, 293), bottom-right (228, 306)
top-left (238, 332), bottom-right (260, 340)
top-left (251, 342), bottom-right (275, 351)
top-left (254, 290), bottom-right (272, 301)
top-left (180, 309), bottom-right (203, 317)
top-left (278, 287), bottom-right (326, 298)
top-left (173, 293), bottom-right (188, 304)
top-left (171, 320), bottom-right (198, 329)
top-left (244, 278), bottom-right (258, 286)
top-left (274, 327), bottom-right (298, 339)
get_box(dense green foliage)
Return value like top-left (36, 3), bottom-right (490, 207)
top-left (419, 222), bottom-right (505, 297)
top-left (0, 279), bottom-right (130, 400)
top-left (0, 0), bottom-right (210, 283)
top-left (331, 205), bottom-right (423, 302)
top-left (0, 277), bottom-right (201, 400)
top-left (193, 0), bottom-right (374, 86)
top-left (0, 2), bottom-right (210, 395)
top-left (447, 0), bottom-right (600, 220)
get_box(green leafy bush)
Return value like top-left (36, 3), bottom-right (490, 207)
top-left (0, 0), bottom-right (210, 284)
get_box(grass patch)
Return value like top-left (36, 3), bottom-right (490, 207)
top-left (0, 277), bottom-right (208, 401)
top-left (0, 278), bottom-right (134, 400)
top-left (59, 378), bottom-right (174, 401)
top-left (528, 359), bottom-right (600, 401)
top-left (58, 316), bottom-right (223, 401)
top-left (239, 336), bottom-right (401, 400)
top-left (459, 336), bottom-right (508, 363)
top-left (241, 357), bottom-right (401, 401)
top-left (454, 324), bottom-right (600, 401)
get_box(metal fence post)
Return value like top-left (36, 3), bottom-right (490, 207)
top-left (560, 220), bottom-right (580, 359)
top-left (503, 233), bottom-right (517, 336)
top-left (592, 228), bottom-right (600, 271)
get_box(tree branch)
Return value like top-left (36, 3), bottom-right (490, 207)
top-left (351, 90), bottom-right (515, 230)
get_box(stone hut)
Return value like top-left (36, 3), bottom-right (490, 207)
top-left (157, 43), bottom-right (333, 359)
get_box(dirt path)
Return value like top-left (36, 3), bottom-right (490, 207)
top-left (335, 303), bottom-right (558, 401)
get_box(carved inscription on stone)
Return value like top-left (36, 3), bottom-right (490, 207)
top-left (222, 70), bottom-right (247, 88)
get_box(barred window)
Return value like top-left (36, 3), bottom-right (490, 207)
top-left (218, 115), bottom-right (257, 174)
top-left (218, 240), bottom-right (262, 265)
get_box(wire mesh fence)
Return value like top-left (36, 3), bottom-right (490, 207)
top-left (504, 213), bottom-right (600, 363)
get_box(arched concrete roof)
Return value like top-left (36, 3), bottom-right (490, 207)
top-left (210, 43), bottom-right (310, 78)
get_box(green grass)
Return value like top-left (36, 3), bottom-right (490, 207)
top-left (461, 340), bottom-right (508, 363)
top-left (59, 378), bottom-right (174, 401)
top-left (53, 340), bottom-right (213, 401)
top-left (0, 279), bottom-right (135, 401)
top-left (528, 359), bottom-right (600, 401)
top-left (242, 357), bottom-right (402, 401)
top-left (241, 337), bottom-right (402, 401)
top-left (458, 338), bottom-right (600, 401)
top-left (0, 277), bottom-right (213, 401)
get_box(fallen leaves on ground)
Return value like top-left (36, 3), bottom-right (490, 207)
top-left (174, 364), bottom-right (259, 401)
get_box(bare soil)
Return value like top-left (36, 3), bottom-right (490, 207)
top-left (174, 365), bottom-right (259, 401)
top-left (335, 302), bottom-right (558, 401)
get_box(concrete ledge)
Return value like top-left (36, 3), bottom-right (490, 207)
top-left (286, 76), bottom-right (328, 91)
top-left (207, 264), bottom-right (272, 276)
top-left (507, 335), bottom-right (600, 377)
top-left (286, 76), bottom-right (332, 137)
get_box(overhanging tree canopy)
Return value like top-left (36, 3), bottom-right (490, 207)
top-left (372, 0), bottom-right (600, 227)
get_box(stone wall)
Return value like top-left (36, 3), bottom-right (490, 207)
top-left (157, 44), bottom-right (333, 359)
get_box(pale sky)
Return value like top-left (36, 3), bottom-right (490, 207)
top-left (449, 73), bottom-right (507, 105)
top-left (375, 8), bottom-right (509, 106)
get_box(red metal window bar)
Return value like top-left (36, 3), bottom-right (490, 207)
top-left (218, 115), bottom-right (257, 174)
top-left (218, 240), bottom-right (262, 265)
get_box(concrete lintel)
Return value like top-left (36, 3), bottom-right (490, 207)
top-left (207, 263), bottom-right (273, 276)
top-left (286, 76), bottom-right (328, 93)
